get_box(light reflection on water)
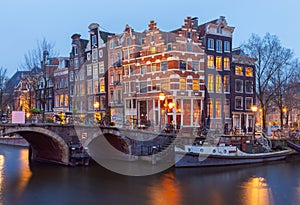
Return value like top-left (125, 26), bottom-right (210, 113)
top-left (241, 177), bottom-right (274, 205)
top-left (15, 149), bottom-right (32, 196)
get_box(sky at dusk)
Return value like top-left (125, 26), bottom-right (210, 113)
top-left (0, 0), bottom-right (299, 77)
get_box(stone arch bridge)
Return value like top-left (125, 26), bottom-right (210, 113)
top-left (0, 123), bottom-right (174, 165)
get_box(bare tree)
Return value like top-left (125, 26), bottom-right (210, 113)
top-left (0, 67), bottom-right (8, 117)
top-left (242, 33), bottom-right (297, 131)
top-left (19, 38), bottom-right (58, 122)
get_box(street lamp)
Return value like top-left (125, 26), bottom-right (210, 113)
top-left (251, 105), bottom-right (258, 139)
top-left (158, 92), bottom-right (166, 131)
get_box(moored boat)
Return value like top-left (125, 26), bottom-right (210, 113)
top-left (175, 134), bottom-right (293, 167)
top-left (287, 140), bottom-right (300, 152)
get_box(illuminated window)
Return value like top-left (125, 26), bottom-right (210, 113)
top-left (224, 57), bottom-right (230, 70)
top-left (180, 78), bottom-right (186, 90)
top-left (161, 79), bottom-right (170, 90)
top-left (151, 46), bottom-right (156, 54)
top-left (100, 78), bottom-right (105, 92)
top-left (65, 94), bottom-right (69, 106)
top-left (216, 75), bottom-right (222, 92)
top-left (81, 84), bottom-right (85, 95)
top-left (216, 56), bottom-right (222, 70)
top-left (208, 75), bottom-right (214, 92)
top-left (235, 66), bottom-right (243, 75)
top-left (193, 79), bottom-right (199, 91)
top-left (152, 63), bottom-right (157, 72)
top-left (245, 67), bottom-right (253, 77)
top-left (59, 94), bottom-right (64, 106)
top-left (93, 80), bottom-right (99, 93)
top-left (207, 55), bottom-right (214, 68)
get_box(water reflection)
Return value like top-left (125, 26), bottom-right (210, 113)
top-left (241, 177), bottom-right (274, 205)
top-left (0, 155), bottom-right (5, 202)
top-left (148, 172), bottom-right (182, 205)
top-left (16, 149), bottom-right (32, 195)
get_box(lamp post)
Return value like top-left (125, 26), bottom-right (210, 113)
top-left (158, 92), bottom-right (166, 131)
top-left (251, 105), bottom-right (258, 139)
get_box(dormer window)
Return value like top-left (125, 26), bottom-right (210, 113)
top-left (151, 36), bottom-right (155, 42)
top-left (92, 35), bottom-right (97, 45)
top-left (73, 46), bottom-right (78, 55)
top-left (217, 26), bottom-right (222, 34)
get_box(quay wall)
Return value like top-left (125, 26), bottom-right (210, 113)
top-left (0, 137), bottom-right (29, 147)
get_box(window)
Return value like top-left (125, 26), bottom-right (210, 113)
top-left (208, 75), bottom-right (214, 92)
top-left (60, 94), bottom-right (64, 106)
top-left (100, 78), bottom-right (105, 92)
top-left (99, 62), bottom-right (104, 74)
top-left (207, 55), bottom-right (214, 68)
top-left (126, 100), bottom-right (131, 109)
top-left (235, 97), bottom-right (243, 110)
top-left (216, 40), bottom-right (222, 52)
top-left (126, 37), bottom-right (130, 46)
top-left (73, 46), bottom-right (78, 55)
top-left (152, 63), bottom-right (157, 72)
top-left (180, 60), bottom-right (186, 70)
top-left (216, 56), bottom-right (222, 70)
top-left (70, 71), bottom-right (74, 82)
top-left (70, 86), bottom-right (74, 96)
top-left (224, 99), bottom-right (230, 118)
top-left (216, 75), bottom-right (222, 92)
top-left (152, 79), bottom-right (157, 91)
top-left (180, 78), bottom-right (186, 90)
top-left (87, 65), bottom-right (92, 76)
top-left (93, 79), bottom-right (99, 93)
top-left (245, 67), bottom-right (253, 77)
top-left (192, 61), bottom-right (199, 71)
top-left (110, 54), bottom-right (114, 66)
top-left (223, 75), bottom-right (230, 93)
top-left (92, 35), bottom-right (97, 45)
top-left (193, 79), bottom-right (199, 91)
top-left (110, 40), bottom-right (114, 49)
top-left (99, 50), bottom-right (103, 58)
top-left (151, 46), bottom-right (156, 54)
top-left (224, 57), bottom-right (230, 70)
top-left (161, 62), bottom-right (168, 71)
top-left (167, 43), bottom-right (172, 51)
top-left (161, 79), bottom-right (170, 90)
top-left (93, 64), bottom-right (98, 79)
top-left (74, 58), bottom-right (79, 69)
top-left (141, 65), bottom-right (147, 74)
top-left (208, 99), bottom-right (213, 117)
top-left (235, 79), bottom-right (243, 93)
top-left (92, 49), bottom-right (98, 61)
top-left (224, 41), bottom-right (230, 52)
top-left (245, 97), bottom-right (253, 110)
top-left (235, 66), bottom-right (243, 75)
top-left (87, 80), bottom-right (92, 94)
top-left (65, 94), bottom-right (69, 106)
top-left (186, 44), bottom-right (192, 52)
top-left (80, 84), bottom-right (85, 95)
top-left (140, 82), bottom-right (147, 93)
top-left (187, 32), bottom-right (191, 39)
top-left (151, 35), bottom-right (155, 42)
top-left (208, 39), bottom-right (214, 50)
top-left (245, 81), bottom-right (253, 93)
top-left (215, 99), bottom-right (221, 118)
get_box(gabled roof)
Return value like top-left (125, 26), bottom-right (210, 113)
top-left (5, 71), bottom-right (30, 93)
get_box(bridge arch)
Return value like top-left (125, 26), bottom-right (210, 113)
top-left (3, 126), bottom-right (69, 165)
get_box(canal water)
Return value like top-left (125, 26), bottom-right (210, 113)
top-left (1, 145), bottom-right (300, 205)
